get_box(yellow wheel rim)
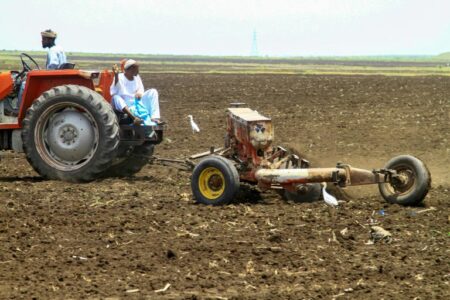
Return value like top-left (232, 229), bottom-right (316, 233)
top-left (198, 167), bottom-right (225, 200)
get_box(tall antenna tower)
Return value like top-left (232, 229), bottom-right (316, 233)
top-left (250, 29), bottom-right (259, 57)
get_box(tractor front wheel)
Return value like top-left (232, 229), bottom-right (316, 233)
top-left (378, 155), bottom-right (431, 206)
top-left (21, 85), bottom-right (119, 182)
top-left (191, 156), bottom-right (240, 205)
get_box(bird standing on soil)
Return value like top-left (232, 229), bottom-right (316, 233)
top-left (188, 115), bottom-right (200, 133)
top-left (321, 182), bottom-right (338, 206)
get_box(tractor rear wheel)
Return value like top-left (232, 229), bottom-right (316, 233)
top-left (104, 142), bottom-right (154, 177)
top-left (191, 156), bottom-right (240, 205)
top-left (378, 155), bottom-right (431, 206)
top-left (21, 85), bottom-right (119, 182)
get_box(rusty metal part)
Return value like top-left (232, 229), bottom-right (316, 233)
top-left (255, 165), bottom-right (390, 187)
top-left (149, 147), bottom-right (231, 172)
top-left (150, 156), bottom-right (196, 171)
top-left (226, 107), bottom-right (273, 170)
top-left (189, 147), bottom-right (225, 159)
top-left (270, 155), bottom-right (291, 170)
top-left (300, 158), bottom-right (310, 168)
top-left (347, 167), bottom-right (388, 186)
top-left (385, 168), bottom-right (415, 193)
top-left (337, 163), bottom-right (388, 186)
top-left (255, 168), bottom-right (345, 185)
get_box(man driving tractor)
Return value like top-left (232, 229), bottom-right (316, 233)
top-left (41, 29), bottom-right (67, 70)
top-left (5, 29), bottom-right (68, 116)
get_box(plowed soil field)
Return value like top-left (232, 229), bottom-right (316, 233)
top-left (1, 73), bottom-right (449, 299)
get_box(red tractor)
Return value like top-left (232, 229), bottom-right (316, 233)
top-left (0, 53), bottom-right (164, 182)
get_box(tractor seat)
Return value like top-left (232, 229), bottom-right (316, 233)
top-left (58, 63), bottom-right (76, 70)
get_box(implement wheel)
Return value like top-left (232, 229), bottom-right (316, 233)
top-left (191, 156), bottom-right (240, 205)
top-left (379, 155), bottom-right (431, 206)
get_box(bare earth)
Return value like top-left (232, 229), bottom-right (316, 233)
top-left (0, 73), bottom-right (449, 299)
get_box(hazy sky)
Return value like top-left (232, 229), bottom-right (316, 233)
top-left (1, 0), bottom-right (450, 56)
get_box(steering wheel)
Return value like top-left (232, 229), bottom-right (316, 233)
top-left (20, 53), bottom-right (40, 72)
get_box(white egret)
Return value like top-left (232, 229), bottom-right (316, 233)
top-left (321, 182), bottom-right (338, 207)
top-left (187, 115), bottom-right (200, 133)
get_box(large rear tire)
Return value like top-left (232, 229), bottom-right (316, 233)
top-left (191, 156), bottom-right (240, 205)
top-left (21, 85), bottom-right (119, 182)
top-left (378, 155), bottom-right (431, 206)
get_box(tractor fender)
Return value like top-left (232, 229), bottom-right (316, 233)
top-left (0, 72), bottom-right (14, 99)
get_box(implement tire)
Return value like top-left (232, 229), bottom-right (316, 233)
top-left (191, 156), bottom-right (240, 205)
top-left (378, 155), bottom-right (431, 206)
top-left (21, 85), bottom-right (119, 182)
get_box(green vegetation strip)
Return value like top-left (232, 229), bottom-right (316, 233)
top-left (2, 50), bottom-right (450, 76)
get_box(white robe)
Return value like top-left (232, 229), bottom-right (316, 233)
top-left (110, 73), bottom-right (160, 124)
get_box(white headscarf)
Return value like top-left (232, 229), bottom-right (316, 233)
top-left (124, 59), bottom-right (137, 70)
